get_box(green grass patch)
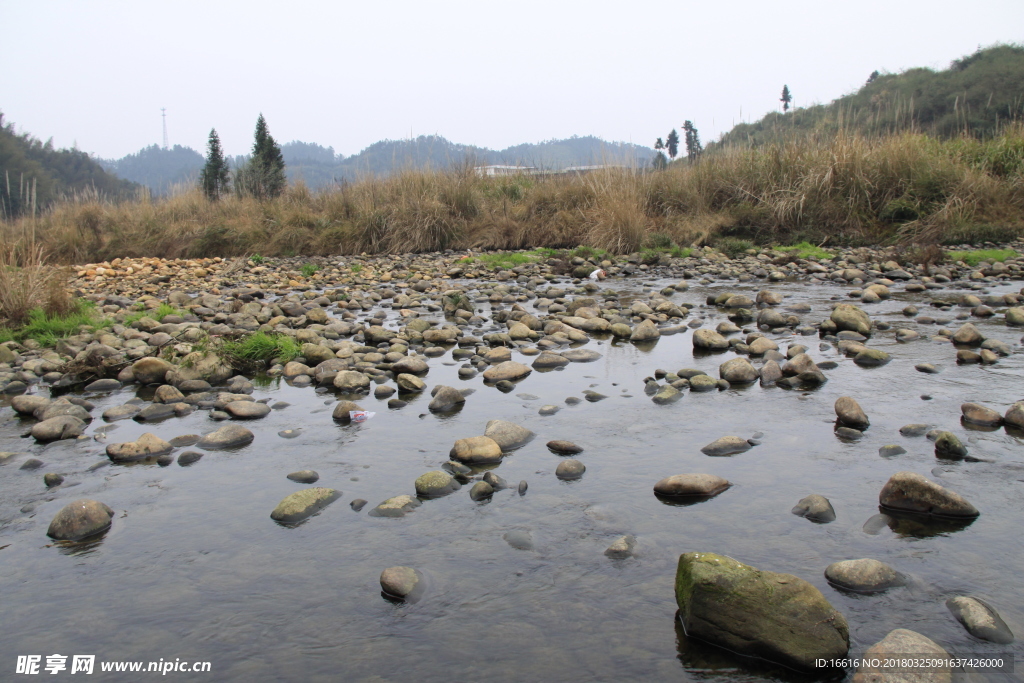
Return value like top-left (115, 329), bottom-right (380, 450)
top-left (122, 303), bottom-right (185, 326)
top-left (221, 332), bottom-right (301, 364)
top-left (349, 263), bottom-right (363, 274)
top-left (775, 241), bottom-right (834, 260)
top-left (570, 245), bottom-right (610, 261)
top-left (945, 249), bottom-right (1017, 267)
top-left (464, 251), bottom-right (543, 269)
top-left (715, 238), bottom-right (755, 259)
top-left (2, 300), bottom-right (108, 347)
top-left (249, 253), bottom-right (265, 265)
top-left (300, 263), bottom-right (320, 277)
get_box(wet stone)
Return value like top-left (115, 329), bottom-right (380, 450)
top-left (824, 558), bottom-right (900, 592)
top-left (791, 494), bottom-right (836, 523)
top-left (700, 436), bottom-right (752, 457)
top-left (604, 535), bottom-right (637, 559)
top-left (946, 596), bottom-right (1014, 644)
top-left (47, 499), bottom-right (115, 541)
top-left (547, 440), bottom-right (583, 455)
top-left (287, 470), bottom-right (320, 484)
top-left (177, 451), bottom-right (203, 466)
top-left (555, 459), bottom-right (585, 480)
top-left (270, 487), bottom-right (341, 525)
top-left (899, 424), bottom-right (930, 437)
top-left (879, 445), bottom-right (907, 457)
top-left (503, 529), bottom-right (534, 550)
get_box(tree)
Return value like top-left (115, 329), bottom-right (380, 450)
top-left (665, 129), bottom-right (680, 159)
top-left (683, 121), bottom-right (702, 163)
top-left (236, 113), bottom-right (286, 199)
top-left (780, 85), bottom-right (793, 112)
top-left (198, 128), bottom-right (230, 200)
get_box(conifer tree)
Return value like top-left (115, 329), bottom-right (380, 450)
top-left (683, 121), bottom-right (702, 163)
top-left (666, 129), bottom-right (680, 159)
top-left (237, 114), bottom-right (286, 199)
top-left (198, 128), bottom-right (230, 200)
top-left (780, 85), bottom-right (793, 112)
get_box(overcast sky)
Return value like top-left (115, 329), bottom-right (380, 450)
top-left (3, 0), bottom-right (1022, 160)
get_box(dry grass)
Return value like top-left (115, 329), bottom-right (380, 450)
top-left (0, 237), bottom-right (70, 326)
top-left (3, 129), bottom-right (1023, 263)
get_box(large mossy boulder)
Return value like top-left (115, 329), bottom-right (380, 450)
top-left (675, 552), bottom-right (849, 671)
top-left (830, 304), bottom-right (871, 336)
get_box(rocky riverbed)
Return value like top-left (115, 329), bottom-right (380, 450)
top-left (2, 242), bottom-right (1023, 681)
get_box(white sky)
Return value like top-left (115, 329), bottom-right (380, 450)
top-left (2, 0), bottom-right (1022, 159)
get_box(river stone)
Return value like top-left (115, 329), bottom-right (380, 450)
top-left (197, 424), bottom-right (255, 449)
top-left (482, 472), bottom-right (507, 490)
top-left (950, 322), bottom-right (984, 345)
top-left (854, 348), bottom-right (891, 367)
top-left (469, 480), bottom-right (494, 500)
top-left (547, 440), bottom-right (583, 454)
top-left (450, 436), bottom-right (503, 464)
top-left (934, 431), bottom-right (968, 459)
top-left (879, 471), bottom-right (978, 517)
top-left (604, 535), bottom-right (637, 559)
top-left (131, 357), bottom-right (173, 384)
top-left (369, 494), bottom-right (421, 518)
top-left (106, 433), bottom-right (173, 462)
top-left (103, 404), bottom-right (142, 421)
top-left (899, 423), bottom-right (929, 437)
top-left (830, 303), bottom-right (871, 336)
top-left (415, 470), bottom-right (459, 497)
top-left (287, 470), bottom-right (319, 484)
top-left (960, 402), bottom-right (1002, 427)
top-left (879, 445), bottom-right (907, 457)
top-left (31, 416), bottom-right (85, 442)
top-left (651, 384), bottom-right (681, 404)
top-left (555, 459), bottom-right (585, 480)
top-left (853, 629), bottom-right (951, 683)
top-left (11, 394), bottom-right (50, 415)
top-left (177, 451), bottom-right (203, 466)
top-left (331, 400), bottom-right (364, 423)
top-left (153, 384), bottom-right (185, 403)
top-left (1005, 402), bottom-right (1024, 429)
top-left (38, 402), bottom-right (92, 422)
top-left (630, 319), bottom-right (660, 342)
top-left (693, 329), bottom-right (729, 350)
top-left (391, 356), bottom-right (428, 375)
top-left (688, 374), bottom-right (719, 392)
top-left (333, 371), bottom-right (370, 392)
top-left (428, 385), bottom-right (465, 412)
top-left (719, 357), bottom-right (758, 383)
top-left (654, 474), bottom-right (730, 498)
top-left (675, 552), bottom-right (849, 671)
top-left (759, 360), bottom-right (783, 385)
top-left (834, 396), bottom-right (869, 430)
top-left (700, 436), bottom-right (751, 456)
top-left (835, 426), bottom-right (863, 440)
top-left (380, 566), bottom-right (422, 600)
top-left (946, 596), bottom-right (1014, 644)
top-left (532, 351), bottom-right (569, 369)
top-left (270, 487), bottom-right (340, 525)
top-left (225, 401), bottom-right (271, 419)
top-left (503, 529), bottom-right (534, 550)
top-left (482, 361), bottom-right (532, 382)
top-left (1006, 307), bottom-right (1024, 326)
top-left (561, 349), bottom-right (601, 362)
top-left (46, 499), bottom-right (115, 541)
top-left (747, 336), bottom-right (778, 356)
top-left (396, 373), bottom-right (426, 392)
top-left (824, 558), bottom-right (900, 592)
top-left (791, 494), bottom-right (836, 523)
top-left (484, 420), bottom-right (535, 450)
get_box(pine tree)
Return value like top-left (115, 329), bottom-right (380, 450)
top-left (238, 114), bottom-right (286, 199)
top-left (665, 129), bottom-right (680, 159)
top-left (780, 85), bottom-right (792, 113)
top-left (198, 128), bottom-right (230, 200)
top-left (683, 121), bottom-right (702, 163)
top-left (652, 138), bottom-right (667, 170)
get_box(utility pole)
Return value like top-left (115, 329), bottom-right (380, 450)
top-left (161, 108), bottom-right (169, 149)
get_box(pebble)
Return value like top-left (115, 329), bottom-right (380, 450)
top-left (287, 470), bottom-right (320, 484)
top-left (700, 436), bottom-right (752, 456)
top-left (824, 558), bottom-right (901, 592)
top-left (547, 440), bottom-right (583, 455)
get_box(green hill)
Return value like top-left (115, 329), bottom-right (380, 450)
top-left (0, 111), bottom-right (138, 219)
top-left (715, 43), bottom-right (1024, 148)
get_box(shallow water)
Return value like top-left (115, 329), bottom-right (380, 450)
top-left (2, 276), bottom-right (1023, 682)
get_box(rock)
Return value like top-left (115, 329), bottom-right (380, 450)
top-left (503, 529), bottom-right (534, 550)
top-left (43, 473), bottom-right (64, 487)
top-left (630, 319), bottom-right (660, 342)
top-left (396, 373), bottom-right (426, 392)
top-left (38, 402), bottom-right (91, 422)
top-left (824, 558), bottom-right (900, 592)
top-left (693, 329), bottom-right (729, 350)
top-left (700, 436), bottom-right (752, 456)
top-left (483, 419), bottom-right (535, 450)
top-left (270, 487), bottom-right (341, 525)
top-left (133, 402), bottom-right (190, 422)
top-left (960, 402), bottom-right (1002, 427)
top-left (482, 471), bottom-right (507, 490)
top-left (604, 535), bottom-right (637, 559)
top-left (946, 596), bottom-right (1014, 644)
top-left (834, 396), bottom-right (869, 430)
top-left (331, 400), bottom-right (364, 423)
top-left (675, 552), bottom-right (849, 671)
top-left (333, 370), bottom-right (370, 392)
top-left (1006, 402), bottom-right (1024, 429)
top-left (391, 356), bottom-right (428, 375)
top-left (106, 433), bottom-right (173, 462)
top-left (951, 322), bottom-right (984, 345)
top-left (651, 384), bottom-right (681, 404)
top-left (654, 474), bottom-right (730, 498)
top-left (791, 494), bottom-right (836, 523)
top-left (46, 499), bottom-right (115, 541)
top-left (131, 357), bottom-right (173, 384)
top-left (197, 424), bottom-right (255, 449)
top-left (879, 445), bottom-right (907, 457)
top-left (854, 348), bottom-right (891, 367)
top-left (719, 357), bottom-right (758, 383)
top-left (831, 303), bottom-right (871, 335)
top-left (20, 457), bottom-right (44, 470)
top-left (555, 459), bottom-right (585, 479)
top-left (879, 471), bottom-right (979, 517)
top-left (915, 362), bottom-right (940, 373)
top-left (688, 374), bottom-right (719, 392)
top-left (853, 629), bottom-right (951, 683)
top-left (561, 349), bottom-right (601, 362)
top-left (547, 440), bottom-right (583, 455)
top-left (102, 404), bottom-right (141, 421)
top-left (177, 451), bottom-right (203, 466)
top-left (482, 361), bottom-right (532, 382)
top-left (759, 360), bottom-right (783, 385)
top-left (153, 384), bottom-right (185, 403)
top-left (835, 426), bottom-right (864, 440)
top-left (747, 336), bottom-right (778, 356)
top-left (380, 566), bottom-right (422, 600)
top-left (369, 494), bottom-right (421, 518)
top-left (428, 385), bottom-right (465, 412)
top-left (225, 401), bottom-right (271, 419)
top-left (450, 436), bottom-right (503, 464)
top-left (934, 431), bottom-right (968, 459)
top-left (532, 351), bottom-right (569, 369)
top-left (469, 480), bottom-right (494, 500)
top-left (899, 423), bottom-right (929, 437)
top-left (11, 395), bottom-right (50, 415)
top-left (287, 470), bottom-right (320, 484)
top-left (349, 499), bottom-right (367, 512)
top-left (31, 416), bottom-right (85, 442)
top-left (1006, 307), bottom-right (1024, 326)
top-left (414, 470), bottom-right (460, 497)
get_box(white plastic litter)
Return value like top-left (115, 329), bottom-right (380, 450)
top-left (588, 269), bottom-right (606, 281)
top-left (349, 411), bottom-right (376, 423)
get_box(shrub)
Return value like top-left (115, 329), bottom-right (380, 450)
top-left (221, 332), bottom-right (301, 365)
top-left (716, 237), bottom-right (754, 258)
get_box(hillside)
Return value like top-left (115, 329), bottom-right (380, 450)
top-left (0, 112), bottom-right (138, 219)
top-left (100, 144), bottom-right (205, 195)
top-left (715, 43), bottom-right (1024, 148)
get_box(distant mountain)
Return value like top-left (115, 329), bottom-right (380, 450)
top-left (106, 135), bottom-right (656, 194)
top-left (714, 43), bottom-right (1024, 149)
top-left (0, 111), bottom-right (138, 219)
